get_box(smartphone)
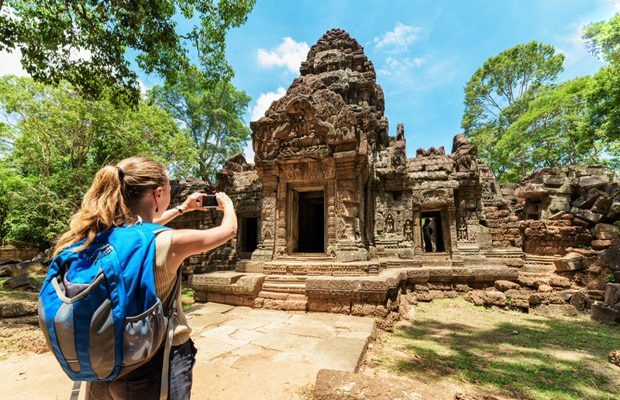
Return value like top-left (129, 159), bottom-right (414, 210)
top-left (199, 194), bottom-right (218, 208)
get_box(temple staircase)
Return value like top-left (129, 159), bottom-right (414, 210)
top-left (256, 275), bottom-right (308, 311)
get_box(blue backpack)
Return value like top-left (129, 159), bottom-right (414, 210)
top-left (38, 222), bottom-right (179, 386)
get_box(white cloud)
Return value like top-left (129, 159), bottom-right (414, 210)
top-left (377, 56), bottom-right (426, 76)
top-left (374, 22), bottom-right (421, 53)
top-left (138, 80), bottom-right (149, 96)
top-left (250, 87), bottom-right (286, 122)
top-left (0, 48), bottom-right (28, 77)
top-left (257, 37), bottom-right (309, 73)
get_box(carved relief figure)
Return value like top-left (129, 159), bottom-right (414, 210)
top-left (403, 219), bottom-right (413, 241)
top-left (457, 216), bottom-right (468, 241)
top-left (386, 213), bottom-right (394, 233)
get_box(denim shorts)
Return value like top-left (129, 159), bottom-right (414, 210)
top-left (86, 339), bottom-right (197, 400)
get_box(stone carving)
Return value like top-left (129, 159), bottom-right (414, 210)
top-left (451, 134), bottom-right (478, 173)
top-left (386, 213), bottom-right (394, 233)
top-left (403, 219), bottom-right (413, 241)
top-left (280, 159), bottom-right (335, 181)
top-left (396, 123), bottom-right (405, 141)
top-left (416, 146), bottom-right (445, 157)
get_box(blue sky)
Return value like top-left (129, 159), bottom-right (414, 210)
top-left (219, 0), bottom-right (616, 160)
top-left (1, 0), bottom-right (618, 162)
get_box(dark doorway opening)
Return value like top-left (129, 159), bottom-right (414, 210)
top-left (242, 217), bottom-right (258, 253)
top-left (421, 211), bottom-right (445, 252)
top-left (297, 190), bottom-right (324, 253)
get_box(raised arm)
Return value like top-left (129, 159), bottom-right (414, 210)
top-left (153, 192), bottom-right (208, 226)
top-left (165, 192), bottom-right (237, 274)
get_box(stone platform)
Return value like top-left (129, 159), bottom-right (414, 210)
top-left (190, 266), bottom-right (520, 314)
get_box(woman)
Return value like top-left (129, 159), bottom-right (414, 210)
top-left (53, 156), bottom-right (237, 400)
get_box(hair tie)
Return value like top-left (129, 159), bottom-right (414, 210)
top-left (116, 166), bottom-right (125, 182)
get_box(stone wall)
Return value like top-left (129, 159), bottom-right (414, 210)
top-left (522, 219), bottom-right (592, 256)
top-left (484, 206), bottom-right (522, 248)
top-left (0, 247), bottom-right (40, 261)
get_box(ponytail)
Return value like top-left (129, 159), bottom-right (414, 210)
top-left (54, 157), bottom-right (167, 256)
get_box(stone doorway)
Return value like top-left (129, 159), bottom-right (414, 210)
top-left (238, 217), bottom-right (259, 258)
top-left (421, 211), bottom-right (445, 252)
top-left (288, 188), bottom-right (325, 254)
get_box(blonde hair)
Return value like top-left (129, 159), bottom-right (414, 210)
top-left (53, 157), bottom-right (167, 256)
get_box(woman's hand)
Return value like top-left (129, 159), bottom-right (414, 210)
top-left (180, 193), bottom-right (210, 213)
top-left (215, 192), bottom-right (234, 213)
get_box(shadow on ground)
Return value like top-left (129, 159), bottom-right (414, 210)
top-left (381, 302), bottom-right (620, 400)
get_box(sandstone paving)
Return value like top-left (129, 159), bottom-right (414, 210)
top-left (0, 302), bottom-right (376, 400)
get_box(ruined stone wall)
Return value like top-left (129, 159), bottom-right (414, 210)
top-left (484, 206), bottom-right (522, 248)
top-left (521, 219), bottom-right (591, 256)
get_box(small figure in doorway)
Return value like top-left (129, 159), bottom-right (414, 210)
top-left (423, 218), bottom-right (434, 252)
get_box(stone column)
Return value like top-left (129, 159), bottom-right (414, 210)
top-left (412, 206), bottom-right (423, 257)
top-left (333, 151), bottom-right (368, 261)
top-left (252, 165), bottom-right (278, 261)
top-left (447, 205), bottom-right (463, 266)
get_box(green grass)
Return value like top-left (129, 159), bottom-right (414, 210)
top-left (372, 298), bottom-right (620, 400)
top-left (181, 287), bottom-right (195, 311)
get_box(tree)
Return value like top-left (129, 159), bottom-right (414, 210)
top-left (0, 75), bottom-right (192, 246)
top-left (148, 69), bottom-right (251, 183)
top-left (583, 13), bottom-right (620, 143)
top-left (498, 76), bottom-right (619, 179)
top-left (0, 0), bottom-right (256, 105)
top-left (462, 41), bottom-right (565, 181)
top-left (583, 12), bottom-right (620, 64)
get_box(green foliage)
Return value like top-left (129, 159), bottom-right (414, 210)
top-left (0, 75), bottom-right (192, 247)
top-left (0, 0), bottom-right (256, 105)
top-left (607, 273), bottom-right (616, 283)
top-left (462, 41), bottom-right (565, 182)
top-left (148, 69), bottom-right (251, 183)
top-left (583, 12), bottom-right (620, 64)
top-left (499, 76), bottom-right (620, 174)
top-left (588, 63), bottom-right (620, 144)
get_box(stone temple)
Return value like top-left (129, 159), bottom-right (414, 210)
top-left (169, 29), bottom-right (620, 326)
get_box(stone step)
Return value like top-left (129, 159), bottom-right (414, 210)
top-left (262, 282), bottom-right (307, 294)
top-left (257, 291), bottom-right (307, 301)
top-left (522, 264), bottom-right (557, 273)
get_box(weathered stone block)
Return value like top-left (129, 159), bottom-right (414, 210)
top-left (406, 269), bottom-right (430, 282)
top-left (0, 301), bottom-right (37, 317)
top-left (609, 350), bottom-right (620, 368)
top-left (464, 290), bottom-right (485, 306)
top-left (494, 280), bottom-right (520, 291)
top-left (554, 253), bottom-right (585, 272)
top-left (604, 283), bottom-right (620, 308)
top-left (592, 239), bottom-right (613, 250)
top-left (593, 223), bottom-right (620, 240)
top-left (537, 284), bottom-right (553, 293)
top-left (592, 195), bottom-right (613, 215)
top-left (531, 304), bottom-right (578, 317)
top-left (591, 301), bottom-right (620, 324)
top-left (599, 244), bottom-right (620, 271)
top-left (7, 260), bottom-right (44, 277)
top-left (483, 290), bottom-right (507, 307)
top-left (2, 275), bottom-right (40, 291)
top-left (569, 291), bottom-right (590, 311)
top-left (549, 275), bottom-right (571, 288)
top-left (427, 268), bottom-right (454, 282)
top-left (606, 200), bottom-right (620, 220)
top-left (571, 208), bottom-right (603, 224)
